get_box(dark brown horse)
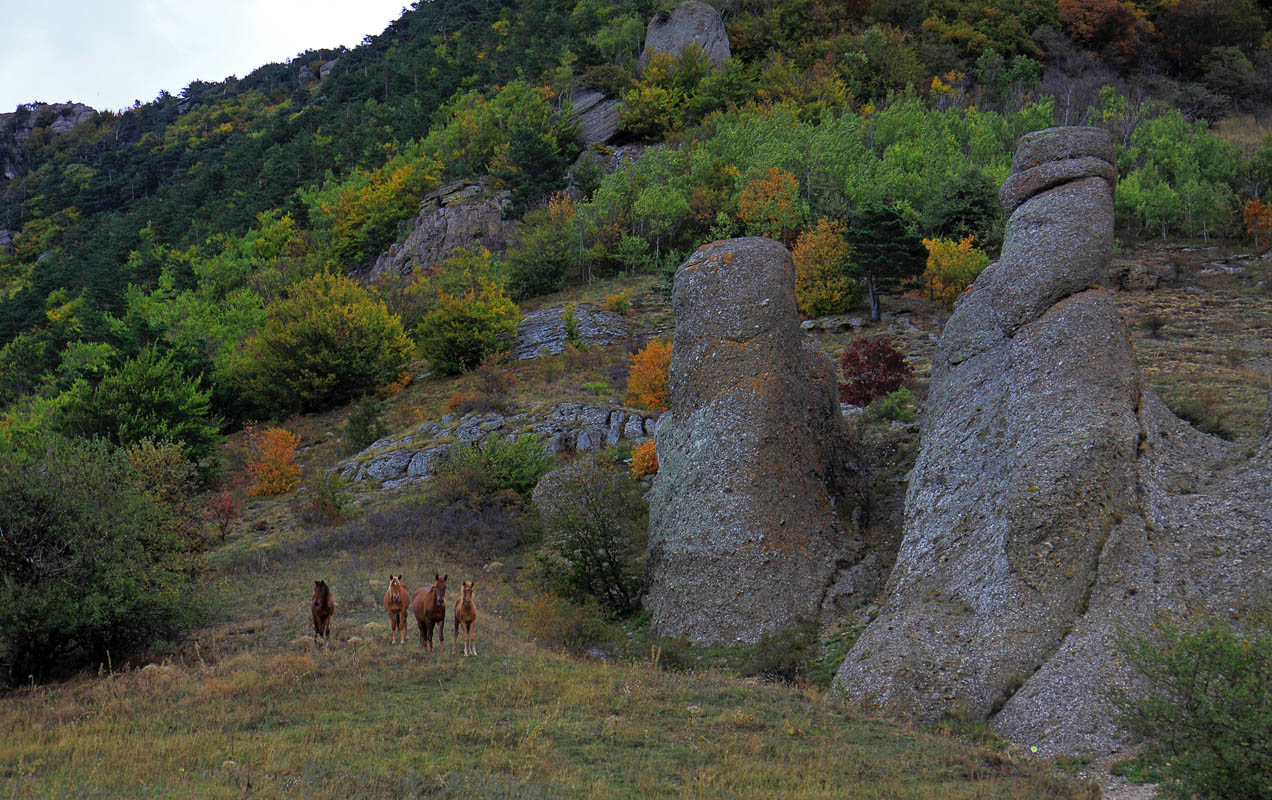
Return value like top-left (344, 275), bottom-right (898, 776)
top-left (411, 574), bottom-right (447, 652)
top-left (311, 580), bottom-right (334, 645)
top-left (454, 581), bottom-right (477, 656)
top-left (383, 574), bottom-right (411, 645)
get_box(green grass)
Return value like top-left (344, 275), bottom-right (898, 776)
top-left (1, 518), bottom-right (1096, 800)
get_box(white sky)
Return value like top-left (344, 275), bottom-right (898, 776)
top-left (0, 0), bottom-right (412, 113)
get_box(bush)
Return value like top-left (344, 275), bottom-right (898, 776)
top-left (229, 273), bottom-right (413, 415)
top-left (737, 167), bottom-right (808, 245)
top-left (524, 592), bottom-right (623, 654)
top-left (921, 235), bottom-right (990, 306)
top-left (534, 456), bottom-right (648, 614)
top-left (1139, 312), bottom-right (1167, 338)
top-left (342, 394), bottom-right (389, 455)
top-left (741, 620), bottom-right (820, 684)
top-left (55, 345), bottom-right (221, 469)
top-left (0, 437), bottom-right (205, 684)
top-left (839, 337), bottom-right (914, 407)
top-left (433, 434), bottom-right (556, 504)
top-left (204, 491), bottom-right (241, 541)
top-left (416, 277), bottom-right (519, 375)
top-left (1108, 608), bottom-right (1272, 800)
top-left (245, 425), bottom-right (302, 496)
top-left (506, 198), bottom-right (580, 300)
top-left (874, 387), bottom-right (918, 422)
top-left (626, 340), bottom-right (671, 411)
top-left (631, 439), bottom-right (658, 477)
top-left (792, 219), bottom-right (861, 318)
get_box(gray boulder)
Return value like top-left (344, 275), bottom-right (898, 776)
top-left (513, 304), bottom-right (631, 359)
top-left (833, 126), bottom-right (1272, 757)
top-left (367, 178), bottom-right (514, 281)
top-left (638, 1), bottom-right (730, 72)
top-left (569, 90), bottom-right (621, 146)
top-left (644, 238), bottom-right (867, 645)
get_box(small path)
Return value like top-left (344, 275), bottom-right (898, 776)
top-left (1078, 752), bottom-right (1158, 800)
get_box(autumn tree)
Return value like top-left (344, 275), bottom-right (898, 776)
top-left (415, 277), bottom-right (519, 375)
top-left (1244, 199), bottom-right (1272, 252)
top-left (631, 439), bottom-right (658, 478)
top-left (626, 340), bottom-right (671, 412)
top-left (245, 425), bottom-right (301, 496)
top-left (921, 235), bottom-right (990, 307)
top-left (1057, 0), bottom-right (1150, 70)
top-left (839, 337), bottom-right (913, 407)
top-left (792, 219), bottom-right (860, 318)
top-left (737, 168), bottom-right (808, 245)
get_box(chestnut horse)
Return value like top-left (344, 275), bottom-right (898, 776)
top-left (383, 574), bottom-right (411, 644)
top-left (311, 580), bottom-right (334, 645)
top-left (410, 574), bottom-right (447, 652)
top-left (454, 581), bottom-right (477, 656)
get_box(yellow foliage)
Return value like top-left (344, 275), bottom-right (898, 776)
top-left (921, 235), bottom-right (990, 307)
top-left (631, 439), bottom-right (658, 478)
top-left (626, 340), bottom-right (671, 412)
top-left (792, 219), bottom-right (860, 319)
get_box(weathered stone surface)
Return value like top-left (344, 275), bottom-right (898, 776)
top-left (1109, 259), bottom-right (1161, 291)
top-left (513, 304), bottom-right (630, 359)
top-left (1, 103), bottom-right (96, 182)
top-left (645, 238), bottom-right (866, 645)
top-left (833, 126), bottom-right (1272, 758)
top-left (319, 58), bottom-right (338, 80)
top-left (569, 89), bottom-right (621, 146)
top-left (1010, 126), bottom-right (1115, 173)
top-left (999, 156), bottom-right (1116, 216)
top-left (367, 179), bottom-right (514, 281)
top-left (338, 402), bottom-right (659, 487)
top-left (639, 0), bottom-right (730, 72)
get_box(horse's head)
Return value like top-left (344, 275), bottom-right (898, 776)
top-left (461, 581), bottom-right (474, 603)
top-left (313, 580), bottom-right (329, 604)
top-left (388, 574), bottom-right (405, 596)
top-left (432, 573), bottom-right (447, 607)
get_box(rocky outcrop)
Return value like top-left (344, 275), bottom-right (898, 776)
top-left (366, 179), bottom-right (514, 281)
top-left (833, 127), bottom-right (1272, 757)
top-left (1, 103), bottom-right (96, 181)
top-left (644, 238), bottom-right (868, 645)
top-left (513, 304), bottom-right (631, 360)
top-left (638, 1), bottom-right (731, 72)
top-left (339, 402), bottom-right (661, 491)
top-left (569, 90), bottom-right (621, 146)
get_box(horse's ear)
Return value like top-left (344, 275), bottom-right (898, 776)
top-left (435, 573), bottom-right (440, 581)
top-left (443, 574), bottom-right (448, 582)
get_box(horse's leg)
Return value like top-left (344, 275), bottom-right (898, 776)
top-left (470, 622), bottom-right (476, 656)
top-left (417, 617), bottom-right (426, 648)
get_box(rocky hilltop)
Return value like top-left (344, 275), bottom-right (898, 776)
top-left (645, 238), bottom-right (880, 645)
top-left (833, 126), bottom-right (1272, 757)
top-left (1, 102), bottom-right (96, 182)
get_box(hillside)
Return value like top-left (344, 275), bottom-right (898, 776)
top-left (2, 0), bottom-right (1271, 797)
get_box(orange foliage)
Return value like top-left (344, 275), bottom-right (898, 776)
top-left (381, 371), bottom-right (412, 396)
top-left (1058, 0), bottom-right (1149, 68)
top-left (245, 425), bottom-right (302, 496)
top-left (1244, 199), bottom-right (1272, 250)
top-left (626, 340), bottom-right (672, 412)
top-left (921, 235), bottom-right (989, 307)
top-left (737, 168), bottom-right (805, 244)
top-left (631, 439), bottom-right (659, 478)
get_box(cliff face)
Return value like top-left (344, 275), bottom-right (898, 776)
top-left (644, 238), bottom-right (875, 645)
top-left (1, 103), bottom-right (97, 183)
top-left (834, 127), bottom-right (1272, 757)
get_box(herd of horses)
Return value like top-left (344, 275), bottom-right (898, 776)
top-left (310, 574), bottom-right (478, 655)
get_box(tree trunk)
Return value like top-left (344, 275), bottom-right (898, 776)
top-left (868, 273), bottom-right (880, 322)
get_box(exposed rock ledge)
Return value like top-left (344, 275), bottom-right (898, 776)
top-left (338, 402), bottom-right (662, 491)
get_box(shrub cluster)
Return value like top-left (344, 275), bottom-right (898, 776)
top-left (839, 337), bottom-right (914, 407)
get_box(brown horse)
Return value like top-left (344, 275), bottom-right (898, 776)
top-left (410, 574), bottom-right (447, 652)
top-left (453, 581), bottom-right (477, 656)
top-left (311, 580), bottom-right (334, 645)
top-left (383, 574), bottom-right (411, 645)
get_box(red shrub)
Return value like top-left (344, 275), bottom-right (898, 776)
top-left (838, 337), bottom-right (913, 407)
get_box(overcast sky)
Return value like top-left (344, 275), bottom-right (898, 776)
top-left (1, 0), bottom-right (411, 113)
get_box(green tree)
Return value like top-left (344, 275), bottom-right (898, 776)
top-left (55, 345), bottom-right (221, 467)
top-left (0, 436), bottom-right (205, 684)
top-left (416, 277), bottom-right (519, 375)
top-left (845, 205), bottom-right (928, 321)
top-left (227, 272), bottom-right (413, 415)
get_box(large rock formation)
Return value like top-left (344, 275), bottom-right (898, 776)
top-left (1, 103), bottom-right (96, 182)
top-left (366, 178), bottom-right (514, 281)
top-left (645, 238), bottom-right (868, 645)
top-left (513, 304), bottom-right (631, 360)
top-left (638, 1), bottom-right (731, 72)
top-left (833, 127), bottom-right (1272, 757)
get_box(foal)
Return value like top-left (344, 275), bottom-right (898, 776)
top-left (453, 581), bottom-right (477, 656)
top-left (383, 574), bottom-right (411, 644)
top-left (311, 580), bottom-right (334, 645)
top-left (410, 574), bottom-right (447, 652)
